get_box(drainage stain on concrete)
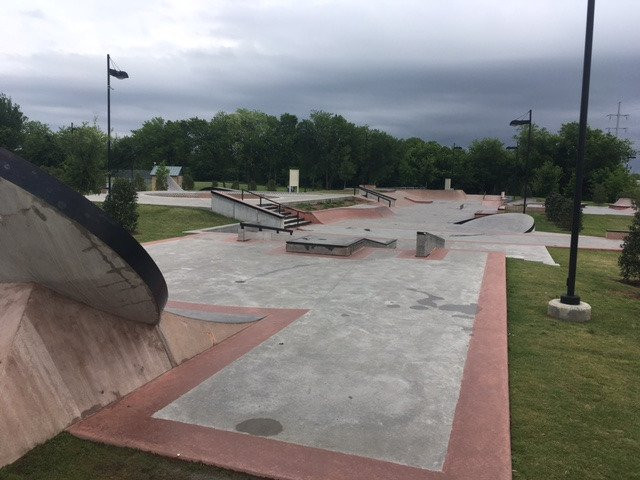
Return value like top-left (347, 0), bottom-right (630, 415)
top-left (235, 418), bottom-right (283, 437)
top-left (438, 303), bottom-right (478, 316)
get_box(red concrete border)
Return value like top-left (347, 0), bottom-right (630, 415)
top-left (68, 253), bottom-right (511, 480)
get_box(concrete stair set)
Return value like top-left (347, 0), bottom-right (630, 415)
top-left (259, 202), bottom-right (311, 228)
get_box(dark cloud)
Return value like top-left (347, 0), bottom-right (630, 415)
top-left (1, 1), bottom-right (639, 163)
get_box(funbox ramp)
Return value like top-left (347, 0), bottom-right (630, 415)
top-left (0, 149), bottom-right (258, 466)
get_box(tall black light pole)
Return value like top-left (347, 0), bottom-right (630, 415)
top-left (107, 54), bottom-right (129, 195)
top-left (510, 110), bottom-right (532, 214)
top-left (561, 0), bottom-right (595, 306)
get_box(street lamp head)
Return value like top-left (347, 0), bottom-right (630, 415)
top-left (509, 119), bottom-right (531, 126)
top-left (506, 146), bottom-right (518, 150)
top-left (108, 68), bottom-right (129, 80)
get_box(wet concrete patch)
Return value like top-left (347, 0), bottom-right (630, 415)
top-left (235, 418), bottom-right (283, 437)
top-left (438, 303), bottom-right (478, 316)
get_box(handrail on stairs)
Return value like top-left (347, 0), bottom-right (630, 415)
top-left (241, 189), bottom-right (300, 223)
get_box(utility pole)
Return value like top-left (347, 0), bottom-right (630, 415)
top-left (607, 101), bottom-right (629, 137)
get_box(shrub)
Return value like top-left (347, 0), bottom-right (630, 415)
top-left (211, 180), bottom-right (218, 188)
top-left (556, 197), bottom-right (582, 232)
top-left (155, 162), bottom-right (169, 190)
top-left (182, 172), bottom-right (194, 190)
top-left (248, 180), bottom-right (257, 190)
top-left (545, 192), bottom-right (582, 232)
top-left (103, 178), bottom-right (138, 233)
top-left (133, 173), bottom-right (147, 191)
top-left (591, 182), bottom-right (608, 204)
top-left (231, 181), bottom-right (240, 190)
top-left (619, 210), bottom-right (640, 282)
top-left (545, 193), bottom-right (564, 223)
top-left (266, 178), bottom-right (277, 191)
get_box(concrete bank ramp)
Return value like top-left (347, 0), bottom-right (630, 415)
top-left (397, 189), bottom-right (467, 202)
top-left (457, 213), bottom-right (535, 234)
top-left (609, 197), bottom-right (634, 210)
top-left (310, 204), bottom-right (394, 224)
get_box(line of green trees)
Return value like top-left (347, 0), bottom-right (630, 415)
top-left (1, 92), bottom-right (637, 199)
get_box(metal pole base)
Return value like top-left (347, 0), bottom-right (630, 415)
top-left (560, 294), bottom-right (581, 305)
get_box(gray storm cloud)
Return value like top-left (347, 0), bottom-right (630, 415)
top-left (1, 0), bottom-right (639, 155)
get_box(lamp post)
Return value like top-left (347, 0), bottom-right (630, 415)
top-left (561, 0), bottom-right (595, 307)
top-left (107, 54), bottom-right (129, 195)
top-left (548, 0), bottom-right (595, 323)
top-left (510, 110), bottom-right (532, 214)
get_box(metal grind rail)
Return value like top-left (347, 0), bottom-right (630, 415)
top-left (354, 185), bottom-right (396, 207)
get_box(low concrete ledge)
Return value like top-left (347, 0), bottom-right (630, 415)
top-left (416, 231), bottom-right (445, 257)
top-left (286, 235), bottom-right (396, 257)
top-left (605, 229), bottom-right (630, 240)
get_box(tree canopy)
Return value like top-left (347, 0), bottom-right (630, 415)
top-left (1, 91), bottom-right (636, 199)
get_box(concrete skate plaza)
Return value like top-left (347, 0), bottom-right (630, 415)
top-left (72, 196), bottom-right (565, 479)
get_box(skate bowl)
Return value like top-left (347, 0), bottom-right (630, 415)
top-left (456, 212), bottom-right (535, 234)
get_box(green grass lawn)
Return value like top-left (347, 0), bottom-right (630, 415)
top-left (531, 212), bottom-right (632, 237)
top-left (133, 205), bottom-right (234, 243)
top-left (0, 433), bottom-right (259, 480)
top-left (292, 197), bottom-right (360, 211)
top-left (508, 248), bottom-right (640, 479)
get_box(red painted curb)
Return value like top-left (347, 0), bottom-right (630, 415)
top-left (68, 254), bottom-right (511, 480)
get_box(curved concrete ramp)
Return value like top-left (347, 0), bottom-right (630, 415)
top-left (310, 205), bottom-right (394, 224)
top-left (398, 189), bottom-right (467, 202)
top-left (458, 213), bottom-right (535, 234)
top-left (609, 198), bottom-right (634, 210)
top-left (0, 148), bottom-right (167, 324)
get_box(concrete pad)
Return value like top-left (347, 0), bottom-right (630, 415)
top-left (69, 253), bottom-right (511, 480)
top-left (136, 237), bottom-right (488, 470)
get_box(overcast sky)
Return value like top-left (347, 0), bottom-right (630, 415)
top-left (2, 0), bottom-right (639, 168)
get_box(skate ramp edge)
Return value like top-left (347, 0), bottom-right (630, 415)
top-left (0, 283), bottom-right (257, 467)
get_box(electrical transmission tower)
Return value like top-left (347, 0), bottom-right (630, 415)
top-left (606, 101), bottom-right (629, 137)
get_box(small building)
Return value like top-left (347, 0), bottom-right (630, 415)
top-left (150, 165), bottom-right (183, 190)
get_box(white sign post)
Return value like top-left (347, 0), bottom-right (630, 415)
top-left (289, 169), bottom-right (300, 193)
